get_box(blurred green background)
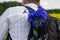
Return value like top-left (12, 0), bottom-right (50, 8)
top-left (0, 2), bottom-right (60, 19)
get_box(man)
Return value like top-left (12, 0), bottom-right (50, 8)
top-left (0, 0), bottom-right (30, 40)
top-left (0, 0), bottom-right (58, 40)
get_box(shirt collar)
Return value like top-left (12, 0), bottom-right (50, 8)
top-left (25, 3), bottom-right (38, 11)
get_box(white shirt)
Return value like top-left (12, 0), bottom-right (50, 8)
top-left (0, 3), bottom-right (38, 40)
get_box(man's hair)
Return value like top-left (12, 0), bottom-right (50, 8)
top-left (28, 0), bottom-right (40, 3)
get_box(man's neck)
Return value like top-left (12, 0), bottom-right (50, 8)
top-left (34, 2), bottom-right (40, 6)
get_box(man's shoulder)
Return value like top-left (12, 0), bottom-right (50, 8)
top-left (7, 6), bottom-right (27, 11)
top-left (6, 6), bottom-right (28, 16)
top-left (1, 6), bottom-right (28, 19)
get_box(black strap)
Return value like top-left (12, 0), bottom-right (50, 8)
top-left (6, 32), bottom-right (9, 40)
top-left (24, 6), bottom-right (34, 10)
top-left (6, 30), bottom-right (12, 40)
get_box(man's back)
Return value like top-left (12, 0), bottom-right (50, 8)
top-left (0, 6), bottom-right (30, 40)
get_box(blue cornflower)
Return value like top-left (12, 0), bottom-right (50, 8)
top-left (28, 6), bottom-right (48, 27)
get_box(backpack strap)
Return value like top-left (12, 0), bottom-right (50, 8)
top-left (24, 6), bottom-right (34, 40)
top-left (6, 30), bottom-right (12, 40)
top-left (24, 6), bottom-right (34, 10)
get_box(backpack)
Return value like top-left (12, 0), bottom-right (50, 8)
top-left (25, 6), bottom-right (59, 40)
top-left (6, 6), bottom-right (60, 40)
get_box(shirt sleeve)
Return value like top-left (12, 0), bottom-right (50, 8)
top-left (0, 8), bottom-right (9, 40)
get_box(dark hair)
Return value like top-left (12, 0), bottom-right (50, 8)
top-left (28, 0), bottom-right (40, 3)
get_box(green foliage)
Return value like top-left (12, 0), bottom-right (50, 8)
top-left (0, 1), bottom-right (22, 16)
top-left (46, 9), bottom-right (60, 14)
top-left (0, 1), bottom-right (60, 16)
